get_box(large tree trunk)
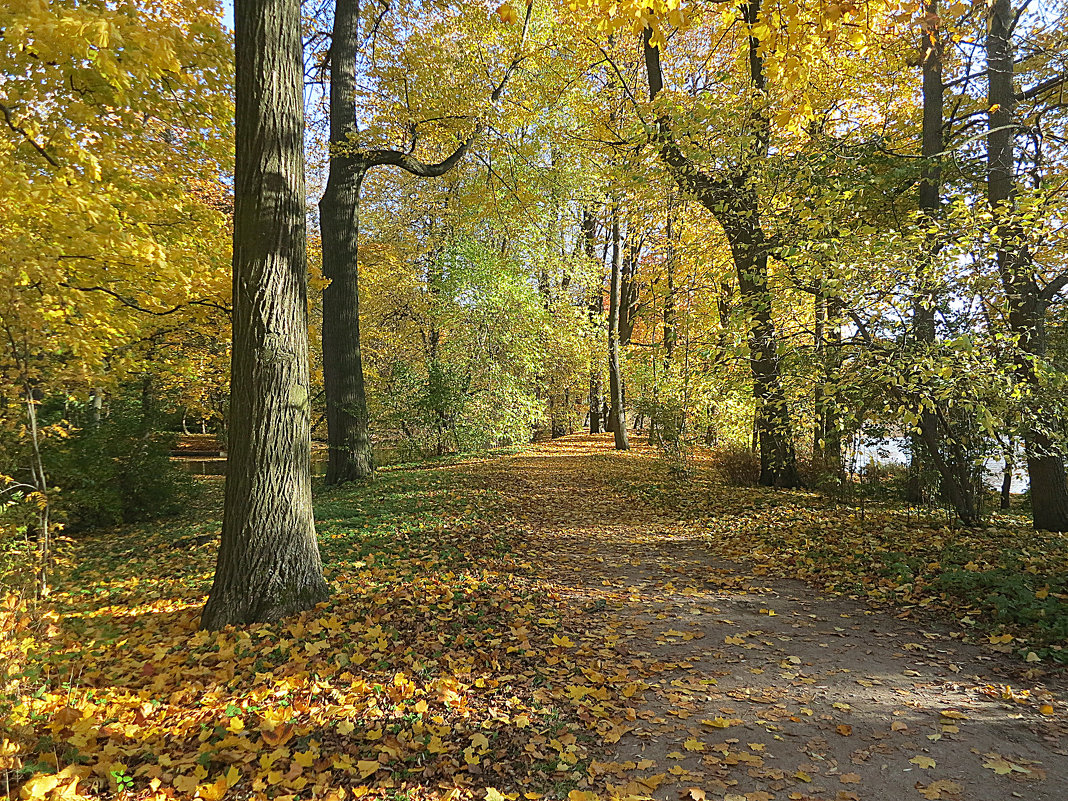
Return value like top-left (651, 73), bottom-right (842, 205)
top-left (607, 209), bottom-right (629, 450)
top-left (724, 208), bottom-right (799, 487)
top-left (987, 0), bottom-right (1068, 530)
top-left (317, 2), bottom-right (530, 482)
top-left (320, 0), bottom-right (374, 484)
top-left (201, 0), bottom-right (329, 630)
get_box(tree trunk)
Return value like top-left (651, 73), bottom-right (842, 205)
top-left (726, 211), bottom-right (798, 487)
top-left (987, 0), bottom-right (1068, 530)
top-left (201, 0), bottom-right (329, 630)
top-left (589, 373), bottom-right (603, 434)
top-left (89, 388), bottom-right (103, 428)
top-left (663, 209), bottom-right (677, 363)
top-left (813, 280), bottom-right (826, 466)
top-left (583, 207), bottom-right (604, 434)
top-left (320, 0), bottom-right (374, 484)
top-left (642, 6), bottom-right (798, 487)
top-left (907, 0), bottom-right (944, 505)
top-left (823, 297), bottom-right (843, 475)
top-left (608, 209), bottom-right (629, 450)
top-left (1001, 441), bottom-right (1014, 510)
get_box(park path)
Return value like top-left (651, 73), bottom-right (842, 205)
top-left (457, 434), bottom-right (1068, 801)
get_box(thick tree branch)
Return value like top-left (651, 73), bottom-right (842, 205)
top-left (355, 0), bottom-right (534, 178)
top-left (1039, 271), bottom-right (1068, 303)
top-left (61, 283), bottom-right (231, 316)
top-left (1017, 72), bottom-right (1068, 103)
top-left (642, 26), bottom-right (731, 205)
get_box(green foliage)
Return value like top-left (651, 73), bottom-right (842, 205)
top-left (367, 237), bottom-right (591, 457)
top-left (40, 396), bottom-right (193, 532)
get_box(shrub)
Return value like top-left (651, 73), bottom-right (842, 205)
top-left (43, 400), bottom-right (193, 532)
top-left (708, 445), bottom-right (761, 486)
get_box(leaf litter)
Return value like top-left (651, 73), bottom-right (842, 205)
top-left (2, 435), bottom-right (1066, 800)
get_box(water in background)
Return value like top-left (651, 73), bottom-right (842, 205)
top-left (851, 438), bottom-right (1028, 493)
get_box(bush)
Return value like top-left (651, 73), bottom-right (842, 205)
top-left (43, 402), bottom-right (193, 532)
top-left (708, 445), bottom-right (761, 486)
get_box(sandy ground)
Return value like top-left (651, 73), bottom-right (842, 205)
top-left (462, 435), bottom-right (1068, 801)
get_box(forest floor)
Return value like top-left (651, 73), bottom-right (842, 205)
top-left (3, 434), bottom-right (1067, 801)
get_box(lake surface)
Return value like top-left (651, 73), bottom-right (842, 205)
top-left (852, 438), bottom-right (1028, 492)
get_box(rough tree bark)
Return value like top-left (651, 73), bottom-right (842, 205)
top-left (320, 0), bottom-right (373, 484)
top-left (643, 5), bottom-right (799, 487)
top-left (607, 208), bottom-right (629, 450)
top-left (319, 0), bottom-right (531, 483)
top-left (987, 0), bottom-right (1068, 530)
top-left (201, 0), bottom-right (329, 629)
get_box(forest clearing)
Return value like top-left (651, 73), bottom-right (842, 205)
top-left (3, 437), bottom-right (1068, 800)
top-left (4, 0), bottom-right (1068, 799)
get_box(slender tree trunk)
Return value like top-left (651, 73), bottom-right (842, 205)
top-left (908, 0), bottom-right (944, 505)
top-left (987, 0), bottom-right (1068, 530)
top-left (813, 280), bottom-right (826, 466)
top-left (824, 297), bottom-right (843, 475)
top-left (608, 209), bottom-right (629, 450)
top-left (201, 0), bottom-right (328, 629)
top-left (583, 207), bottom-right (604, 434)
top-left (320, 0), bottom-right (373, 484)
top-left (589, 374), bottom-right (603, 434)
top-left (89, 388), bottom-right (103, 428)
top-left (664, 214), bottom-right (677, 363)
top-left (24, 387), bottom-right (50, 597)
top-left (1001, 440), bottom-right (1015, 510)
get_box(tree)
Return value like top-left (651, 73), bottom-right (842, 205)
top-left (607, 207), bottom-right (630, 449)
top-left (201, 0), bottom-right (329, 629)
top-left (642, 5), bottom-right (799, 487)
top-left (987, 0), bottom-right (1068, 530)
top-left (317, 0), bottom-right (532, 484)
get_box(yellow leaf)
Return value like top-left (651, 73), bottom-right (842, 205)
top-left (683, 737), bottom-right (705, 752)
top-left (227, 717), bottom-right (245, 734)
top-left (356, 760), bottom-right (380, 779)
top-left (19, 773), bottom-right (59, 800)
top-left (1039, 703), bottom-right (1055, 715)
top-left (701, 717), bottom-right (735, 729)
top-left (338, 720), bottom-right (355, 736)
top-left (497, 3), bottom-right (519, 24)
top-left (910, 755), bottom-right (936, 769)
top-left (198, 775), bottom-right (229, 801)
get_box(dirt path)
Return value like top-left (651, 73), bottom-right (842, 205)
top-left (461, 435), bottom-right (1068, 801)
